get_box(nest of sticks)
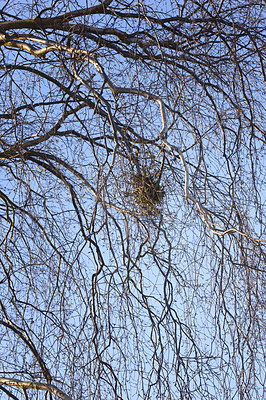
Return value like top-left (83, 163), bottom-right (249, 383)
top-left (131, 172), bottom-right (165, 210)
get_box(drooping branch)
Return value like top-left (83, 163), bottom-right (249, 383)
top-left (0, 301), bottom-right (52, 384)
top-left (0, 379), bottom-right (72, 400)
top-left (162, 140), bottom-right (266, 242)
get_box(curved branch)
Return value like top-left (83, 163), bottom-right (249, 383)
top-left (0, 302), bottom-right (52, 384)
top-left (0, 0), bottom-right (113, 31)
top-left (0, 379), bottom-right (72, 400)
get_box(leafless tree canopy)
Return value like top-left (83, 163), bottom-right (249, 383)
top-left (0, 0), bottom-right (265, 399)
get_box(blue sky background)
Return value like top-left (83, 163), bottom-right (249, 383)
top-left (0, 1), bottom-right (265, 399)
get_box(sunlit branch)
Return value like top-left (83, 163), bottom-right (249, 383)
top-left (162, 140), bottom-right (265, 242)
top-left (0, 379), bottom-right (72, 400)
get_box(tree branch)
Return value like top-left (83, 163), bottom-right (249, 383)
top-left (0, 379), bottom-right (72, 400)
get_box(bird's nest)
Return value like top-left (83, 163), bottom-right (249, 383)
top-left (131, 172), bottom-right (165, 212)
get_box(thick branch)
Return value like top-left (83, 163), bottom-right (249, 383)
top-left (0, 379), bottom-right (72, 400)
top-left (0, 0), bottom-right (113, 31)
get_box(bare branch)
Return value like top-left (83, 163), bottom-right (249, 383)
top-left (0, 379), bottom-right (72, 400)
